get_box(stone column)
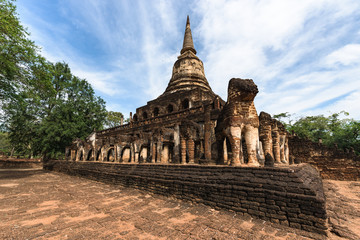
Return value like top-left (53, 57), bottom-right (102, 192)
top-left (187, 139), bottom-right (195, 164)
top-left (129, 112), bottom-right (133, 128)
top-left (93, 142), bottom-right (96, 161)
top-left (260, 124), bottom-right (273, 158)
top-left (156, 141), bottom-right (162, 163)
top-left (173, 125), bottom-right (180, 163)
top-left (134, 152), bottom-right (139, 163)
top-left (114, 146), bottom-right (117, 162)
top-left (181, 138), bottom-right (187, 164)
top-left (285, 137), bottom-right (289, 163)
top-left (133, 143), bottom-right (139, 163)
top-left (280, 135), bottom-right (286, 163)
top-left (102, 148), bottom-right (106, 162)
top-left (272, 129), bottom-right (281, 163)
top-left (151, 142), bottom-right (156, 163)
top-left (223, 138), bottom-right (228, 164)
top-left (71, 150), bottom-right (75, 161)
top-left (130, 145), bottom-right (135, 163)
top-left (204, 106), bottom-right (212, 161)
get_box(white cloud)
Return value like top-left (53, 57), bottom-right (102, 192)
top-left (194, 0), bottom-right (360, 118)
top-left (329, 91), bottom-right (360, 117)
top-left (325, 44), bottom-right (360, 66)
top-left (15, 0), bottom-right (360, 119)
top-left (70, 69), bottom-right (125, 96)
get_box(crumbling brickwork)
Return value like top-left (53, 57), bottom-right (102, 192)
top-left (289, 136), bottom-right (360, 181)
top-left (45, 160), bottom-right (328, 235)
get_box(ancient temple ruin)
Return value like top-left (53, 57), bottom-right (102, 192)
top-left (66, 16), bottom-right (290, 167)
top-left (53, 17), bottom-right (329, 235)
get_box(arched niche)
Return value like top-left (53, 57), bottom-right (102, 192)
top-left (86, 149), bottom-right (93, 161)
top-left (121, 146), bottom-right (131, 162)
top-left (107, 148), bottom-right (115, 162)
top-left (182, 98), bottom-right (190, 109)
top-left (133, 114), bottom-right (138, 122)
top-left (167, 104), bottom-right (174, 113)
top-left (142, 111), bottom-right (148, 119)
top-left (96, 150), bottom-right (101, 161)
top-left (153, 107), bottom-right (159, 117)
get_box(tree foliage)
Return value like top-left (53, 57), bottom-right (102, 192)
top-left (0, 131), bottom-right (11, 153)
top-left (3, 61), bottom-right (107, 158)
top-left (104, 111), bottom-right (124, 128)
top-left (0, 0), bottom-right (109, 159)
top-left (274, 111), bottom-right (360, 155)
top-left (0, 0), bottom-right (38, 101)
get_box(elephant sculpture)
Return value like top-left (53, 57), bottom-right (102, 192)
top-left (216, 78), bottom-right (260, 166)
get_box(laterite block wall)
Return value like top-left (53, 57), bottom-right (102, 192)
top-left (0, 159), bottom-right (42, 169)
top-left (289, 136), bottom-right (360, 181)
top-left (44, 161), bottom-right (328, 235)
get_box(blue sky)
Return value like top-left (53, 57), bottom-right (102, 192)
top-left (16, 0), bottom-right (360, 120)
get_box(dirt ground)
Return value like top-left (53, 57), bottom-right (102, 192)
top-left (0, 169), bottom-right (359, 240)
top-left (324, 180), bottom-right (360, 239)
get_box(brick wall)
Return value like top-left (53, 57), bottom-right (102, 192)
top-left (44, 160), bottom-right (328, 235)
top-left (289, 136), bottom-right (360, 181)
top-left (0, 159), bottom-right (42, 169)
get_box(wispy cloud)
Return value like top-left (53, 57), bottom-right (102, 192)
top-left (195, 0), bottom-right (360, 118)
top-left (325, 44), bottom-right (360, 66)
top-left (15, 0), bottom-right (360, 119)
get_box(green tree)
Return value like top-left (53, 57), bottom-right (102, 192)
top-left (289, 115), bottom-right (331, 142)
top-left (277, 111), bottom-right (360, 155)
top-left (0, 131), bottom-right (11, 154)
top-left (330, 117), bottom-right (360, 154)
top-left (273, 112), bottom-right (292, 128)
top-left (104, 111), bottom-right (124, 128)
top-left (4, 91), bottom-right (40, 157)
top-left (1, 2), bottom-right (108, 159)
top-left (0, 0), bottom-right (38, 101)
top-left (3, 61), bottom-right (107, 159)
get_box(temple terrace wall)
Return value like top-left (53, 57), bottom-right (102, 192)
top-left (289, 135), bottom-right (360, 181)
top-left (44, 160), bottom-right (328, 235)
top-left (0, 158), bottom-right (42, 169)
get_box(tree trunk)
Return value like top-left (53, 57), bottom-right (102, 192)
top-left (10, 147), bottom-right (14, 157)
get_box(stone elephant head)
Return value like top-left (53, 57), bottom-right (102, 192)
top-left (228, 78), bottom-right (259, 102)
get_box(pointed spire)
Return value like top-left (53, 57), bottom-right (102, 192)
top-left (181, 15), bottom-right (197, 55)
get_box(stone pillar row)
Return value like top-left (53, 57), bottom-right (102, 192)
top-left (81, 137), bottom-right (197, 164)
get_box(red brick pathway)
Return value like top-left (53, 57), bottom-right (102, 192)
top-left (0, 169), bottom-right (346, 240)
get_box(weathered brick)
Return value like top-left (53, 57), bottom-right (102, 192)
top-left (275, 201), bottom-right (286, 207)
top-left (248, 209), bottom-right (266, 217)
top-left (268, 213), bottom-right (287, 220)
top-left (288, 217), bottom-right (313, 226)
top-left (280, 220), bottom-right (289, 226)
top-left (46, 161), bottom-right (327, 235)
top-left (301, 225), bottom-right (328, 236)
top-left (289, 222), bottom-right (302, 229)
